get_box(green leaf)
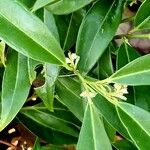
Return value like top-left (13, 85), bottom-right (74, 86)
top-left (116, 43), bottom-right (150, 111)
top-left (27, 58), bottom-right (40, 84)
top-left (116, 42), bottom-right (140, 70)
top-left (77, 102), bottom-right (112, 150)
top-left (76, 0), bottom-right (125, 74)
top-left (33, 138), bottom-right (41, 150)
top-left (93, 94), bottom-right (130, 139)
top-left (56, 77), bottom-right (86, 121)
top-left (44, 9), bottom-right (59, 42)
top-left (32, 0), bottom-right (59, 11)
top-left (0, 41), bottom-right (5, 67)
top-left (35, 64), bottom-right (59, 111)
top-left (18, 105), bottom-right (79, 144)
top-left (110, 54), bottom-right (150, 85)
top-left (134, 0), bottom-right (150, 31)
top-left (95, 47), bottom-right (114, 80)
top-left (17, 0), bottom-right (36, 8)
top-left (54, 10), bottom-right (84, 51)
top-left (116, 102), bottom-right (150, 149)
top-left (113, 139), bottom-right (137, 150)
top-left (0, 50), bottom-right (30, 131)
top-left (0, 0), bottom-right (65, 65)
top-left (46, 0), bottom-right (93, 15)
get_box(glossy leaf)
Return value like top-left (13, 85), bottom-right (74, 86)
top-left (44, 9), bottom-right (59, 42)
top-left (77, 102), bottom-right (112, 150)
top-left (134, 0), bottom-right (150, 30)
top-left (76, 0), bottom-right (125, 74)
top-left (27, 58), bottom-right (40, 84)
top-left (35, 64), bottom-right (59, 111)
top-left (54, 10), bottom-right (84, 51)
top-left (0, 50), bottom-right (30, 131)
top-left (0, 41), bottom-right (5, 67)
top-left (116, 102), bottom-right (150, 149)
top-left (46, 0), bottom-right (93, 15)
top-left (117, 43), bottom-right (150, 111)
top-left (32, 0), bottom-right (58, 11)
top-left (110, 54), bottom-right (150, 85)
top-left (0, 0), bottom-right (65, 65)
top-left (93, 94), bottom-right (130, 139)
top-left (56, 77), bottom-right (86, 121)
top-left (18, 0), bottom-right (36, 8)
top-left (18, 105), bottom-right (79, 144)
top-left (116, 43), bottom-right (140, 70)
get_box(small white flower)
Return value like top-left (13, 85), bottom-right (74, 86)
top-left (80, 90), bottom-right (97, 98)
top-left (66, 57), bottom-right (71, 64)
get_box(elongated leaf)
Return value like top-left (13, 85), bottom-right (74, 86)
top-left (116, 43), bottom-right (140, 70)
top-left (0, 41), bottom-right (5, 66)
top-left (110, 54), bottom-right (150, 85)
top-left (18, 0), bottom-right (36, 8)
top-left (117, 43), bottom-right (150, 111)
top-left (116, 102), bottom-right (150, 149)
top-left (44, 9), bottom-right (59, 42)
top-left (27, 58), bottom-right (40, 84)
top-left (56, 77), bottom-right (86, 121)
top-left (0, 50), bottom-right (30, 131)
top-left (35, 64), bottom-right (59, 111)
top-left (76, 0), bottom-right (124, 74)
top-left (32, 0), bottom-right (59, 11)
top-left (77, 102), bottom-right (112, 150)
top-left (134, 0), bottom-right (150, 30)
top-left (46, 0), bottom-right (93, 15)
top-left (93, 94), bottom-right (130, 139)
top-left (18, 105), bottom-right (79, 144)
top-left (0, 0), bottom-right (65, 65)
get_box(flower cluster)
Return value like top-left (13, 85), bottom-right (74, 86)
top-left (66, 52), bottom-right (80, 71)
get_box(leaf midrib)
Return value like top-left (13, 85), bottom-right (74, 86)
top-left (82, 0), bottom-right (116, 71)
top-left (0, 10), bottom-right (64, 64)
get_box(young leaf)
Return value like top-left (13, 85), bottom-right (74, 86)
top-left (0, 0), bottom-right (65, 65)
top-left (35, 64), bottom-right (59, 111)
top-left (116, 102), bottom-right (150, 149)
top-left (56, 77), bottom-right (86, 121)
top-left (46, 0), bottom-right (93, 15)
top-left (76, 0), bottom-right (125, 74)
top-left (32, 0), bottom-right (58, 12)
top-left (0, 50), bottom-right (30, 131)
top-left (134, 0), bottom-right (150, 31)
top-left (77, 102), bottom-right (112, 150)
top-left (110, 54), bottom-right (150, 85)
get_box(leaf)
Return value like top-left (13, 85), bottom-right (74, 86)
top-left (116, 42), bottom-right (140, 70)
top-left (76, 0), bottom-right (125, 74)
top-left (116, 43), bottom-right (150, 111)
top-left (35, 64), bottom-right (59, 111)
top-left (33, 138), bottom-right (41, 150)
top-left (44, 9), bottom-right (59, 42)
top-left (46, 0), bottom-right (93, 15)
top-left (95, 47), bottom-right (114, 80)
top-left (0, 0), bottom-right (65, 65)
top-left (27, 58), bottom-right (40, 84)
top-left (93, 94), bottom-right (130, 140)
top-left (116, 102), bottom-right (150, 149)
top-left (32, 0), bottom-right (59, 11)
top-left (134, 0), bottom-right (150, 30)
top-left (110, 54), bottom-right (150, 85)
top-left (77, 102), bottom-right (112, 150)
top-left (56, 77), bottom-right (86, 121)
top-left (0, 41), bottom-right (5, 67)
top-left (0, 50), bottom-right (30, 131)
top-left (17, 0), bottom-right (36, 8)
top-left (54, 10), bottom-right (84, 51)
top-left (113, 139), bottom-right (138, 150)
top-left (18, 105), bottom-right (79, 144)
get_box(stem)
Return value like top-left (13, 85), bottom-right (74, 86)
top-left (121, 16), bottom-right (134, 23)
top-left (127, 34), bottom-right (150, 39)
